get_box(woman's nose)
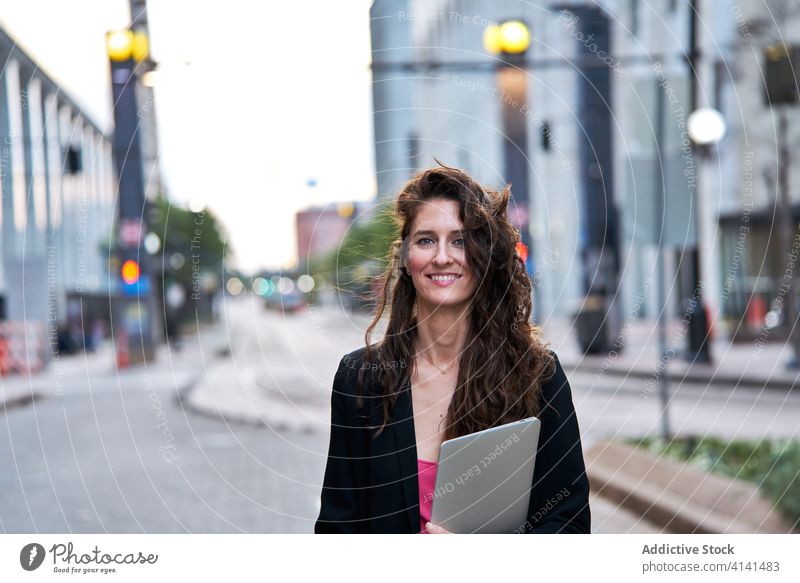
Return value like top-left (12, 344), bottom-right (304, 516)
top-left (433, 242), bottom-right (452, 264)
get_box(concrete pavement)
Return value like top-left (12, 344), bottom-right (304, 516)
top-left (543, 314), bottom-right (800, 391)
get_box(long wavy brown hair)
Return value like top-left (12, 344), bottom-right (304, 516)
top-left (357, 164), bottom-right (556, 441)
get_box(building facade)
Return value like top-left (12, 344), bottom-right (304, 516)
top-left (0, 27), bottom-right (116, 365)
top-left (370, 0), bottom-right (790, 344)
top-left (296, 204), bottom-right (357, 264)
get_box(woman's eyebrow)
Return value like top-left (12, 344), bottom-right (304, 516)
top-left (412, 229), bottom-right (463, 237)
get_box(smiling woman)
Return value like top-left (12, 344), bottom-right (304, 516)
top-left (315, 164), bottom-right (591, 534)
top-left (406, 199), bottom-right (476, 311)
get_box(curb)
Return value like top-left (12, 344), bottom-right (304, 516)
top-left (561, 358), bottom-right (800, 391)
top-left (0, 391), bottom-right (43, 413)
top-left (176, 358), bottom-right (324, 434)
top-left (585, 439), bottom-right (795, 534)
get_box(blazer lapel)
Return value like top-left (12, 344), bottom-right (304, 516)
top-left (392, 377), bottom-right (419, 533)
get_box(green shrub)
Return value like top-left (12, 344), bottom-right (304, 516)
top-left (625, 435), bottom-right (800, 531)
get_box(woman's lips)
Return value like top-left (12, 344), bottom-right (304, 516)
top-left (426, 274), bottom-right (462, 287)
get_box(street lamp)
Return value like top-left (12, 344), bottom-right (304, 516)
top-left (680, 106), bottom-right (724, 368)
top-left (106, 30), bottom-right (134, 61)
top-left (679, 0), bottom-right (717, 367)
top-left (107, 26), bottom-right (156, 365)
top-left (681, 106), bottom-right (725, 370)
top-left (483, 21), bottom-right (531, 55)
top-left (482, 20), bottom-right (534, 283)
top-left (105, 29), bottom-right (149, 63)
top-left (688, 108), bottom-right (726, 146)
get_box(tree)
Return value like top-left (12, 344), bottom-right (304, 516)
top-left (148, 195), bottom-right (231, 326)
top-left (308, 202), bottom-right (398, 310)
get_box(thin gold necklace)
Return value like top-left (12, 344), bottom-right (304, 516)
top-left (416, 350), bottom-right (457, 375)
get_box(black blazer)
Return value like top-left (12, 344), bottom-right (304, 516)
top-left (314, 347), bottom-right (591, 533)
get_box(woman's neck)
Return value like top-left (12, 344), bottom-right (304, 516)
top-left (414, 301), bottom-right (470, 365)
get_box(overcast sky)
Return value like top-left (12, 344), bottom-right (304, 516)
top-left (0, 0), bottom-right (376, 273)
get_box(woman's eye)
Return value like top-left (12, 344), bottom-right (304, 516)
top-left (452, 238), bottom-right (465, 247)
top-left (417, 238), bottom-right (434, 246)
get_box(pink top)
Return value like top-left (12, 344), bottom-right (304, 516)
top-left (417, 458), bottom-right (438, 534)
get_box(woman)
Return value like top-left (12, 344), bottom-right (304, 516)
top-left (315, 165), bottom-right (591, 534)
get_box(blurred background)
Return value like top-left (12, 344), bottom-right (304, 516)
top-left (0, 0), bottom-right (798, 534)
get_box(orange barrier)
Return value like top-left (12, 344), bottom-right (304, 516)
top-left (0, 336), bottom-right (9, 376)
top-left (746, 295), bottom-right (767, 330)
top-left (115, 329), bottom-right (130, 369)
top-left (0, 321), bottom-right (46, 376)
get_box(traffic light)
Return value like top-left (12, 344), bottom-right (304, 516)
top-left (121, 259), bottom-right (140, 285)
top-left (119, 256), bottom-right (150, 296)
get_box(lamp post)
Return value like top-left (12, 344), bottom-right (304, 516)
top-left (680, 0), bottom-right (715, 365)
top-left (483, 21), bottom-right (534, 280)
top-left (686, 109), bottom-right (725, 367)
top-left (107, 27), bottom-right (156, 366)
top-left (485, 11), bottom-right (621, 345)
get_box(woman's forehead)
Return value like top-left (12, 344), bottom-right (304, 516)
top-left (410, 199), bottom-right (463, 231)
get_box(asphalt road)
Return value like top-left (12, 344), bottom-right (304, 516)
top-left (0, 339), bottom-right (327, 533)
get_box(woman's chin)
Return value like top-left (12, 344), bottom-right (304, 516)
top-left (417, 294), bottom-right (472, 312)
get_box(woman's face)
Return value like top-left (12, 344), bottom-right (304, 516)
top-left (406, 198), bottom-right (476, 311)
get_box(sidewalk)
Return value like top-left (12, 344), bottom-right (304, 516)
top-left (0, 324), bottom-right (225, 412)
top-left (541, 316), bottom-right (800, 390)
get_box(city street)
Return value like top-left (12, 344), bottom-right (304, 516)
top-left (1, 3), bottom-right (799, 579)
top-left (198, 296), bottom-right (800, 449)
top-left (3, 294), bottom-right (798, 533)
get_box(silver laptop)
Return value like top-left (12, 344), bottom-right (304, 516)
top-left (429, 416), bottom-right (541, 533)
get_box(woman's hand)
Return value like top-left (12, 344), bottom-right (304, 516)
top-left (425, 522), bottom-right (452, 534)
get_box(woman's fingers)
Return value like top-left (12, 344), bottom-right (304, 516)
top-left (425, 522), bottom-right (452, 534)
